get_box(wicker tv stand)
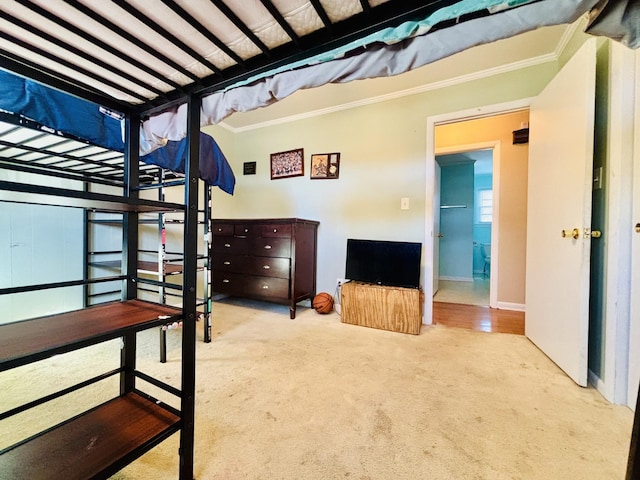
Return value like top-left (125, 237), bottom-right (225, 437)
top-left (340, 281), bottom-right (423, 335)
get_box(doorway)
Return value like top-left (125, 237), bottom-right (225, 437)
top-left (434, 149), bottom-right (493, 308)
top-left (423, 102), bottom-right (532, 330)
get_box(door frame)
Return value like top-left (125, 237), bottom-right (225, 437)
top-left (424, 98), bottom-right (533, 325)
top-left (435, 142), bottom-right (499, 309)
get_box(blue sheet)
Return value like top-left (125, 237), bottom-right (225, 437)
top-left (0, 69), bottom-right (235, 193)
top-left (141, 132), bottom-right (235, 195)
top-left (0, 70), bottom-right (124, 152)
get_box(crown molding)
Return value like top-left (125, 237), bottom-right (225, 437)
top-left (554, 14), bottom-right (584, 58)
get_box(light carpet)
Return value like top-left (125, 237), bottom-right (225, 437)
top-left (0, 298), bottom-right (634, 479)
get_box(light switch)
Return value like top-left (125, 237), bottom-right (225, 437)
top-left (400, 197), bottom-right (409, 210)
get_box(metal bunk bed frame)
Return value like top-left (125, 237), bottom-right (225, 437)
top-left (0, 110), bottom-right (214, 353)
top-left (2, 1), bottom-right (639, 479)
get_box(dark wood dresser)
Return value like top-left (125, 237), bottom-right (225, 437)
top-left (211, 218), bottom-right (319, 318)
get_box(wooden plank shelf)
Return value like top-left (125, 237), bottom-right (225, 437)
top-left (0, 299), bottom-right (182, 372)
top-left (0, 180), bottom-right (183, 213)
top-left (90, 260), bottom-right (207, 276)
top-left (0, 392), bottom-right (181, 480)
top-left (90, 260), bottom-right (186, 275)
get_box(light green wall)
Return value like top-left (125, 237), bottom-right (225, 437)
top-left (204, 61), bottom-right (558, 296)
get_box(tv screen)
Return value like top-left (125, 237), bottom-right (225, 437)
top-left (345, 239), bottom-right (421, 289)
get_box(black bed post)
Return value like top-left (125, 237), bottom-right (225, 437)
top-left (204, 185), bottom-right (212, 343)
top-left (121, 112), bottom-right (140, 395)
top-left (627, 381), bottom-right (640, 479)
top-left (180, 94), bottom-right (199, 480)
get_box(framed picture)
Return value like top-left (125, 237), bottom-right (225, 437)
top-left (310, 152), bottom-right (340, 179)
top-left (270, 148), bottom-right (304, 179)
top-left (243, 161), bottom-right (256, 175)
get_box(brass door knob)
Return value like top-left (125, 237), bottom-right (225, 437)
top-left (562, 228), bottom-right (580, 240)
top-left (636, 223), bottom-right (640, 233)
top-left (591, 230), bottom-right (602, 238)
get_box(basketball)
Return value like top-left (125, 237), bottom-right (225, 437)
top-left (312, 292), bottom-right (334, 314)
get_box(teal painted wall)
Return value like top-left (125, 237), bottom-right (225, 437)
top-left (438, 162), bottom-right (475, 281)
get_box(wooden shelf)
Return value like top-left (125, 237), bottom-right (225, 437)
top-left (0, 392), bottom-right (181, 480)
top-left (0, 299), bottom-right (182, 371)
top-left (91, 260), bottom-right (185, 275)
top-left (0, 180), bottom-right (183, 213)
top-left (90, 260), bottom-right (206, 275)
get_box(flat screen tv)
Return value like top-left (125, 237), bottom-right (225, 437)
top-left (345, 239), bottom-right (421, 289)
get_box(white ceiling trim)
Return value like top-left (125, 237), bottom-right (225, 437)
top-left (219, 50), bottom-right (558, 133)
top-left (554, 13), bottom-right (585, 57)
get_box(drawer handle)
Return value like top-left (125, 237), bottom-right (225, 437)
top-left (264, 245), bottom-right (272, 249)
top-left (244, 228), bottom-right (249, 233)
top-left (217, 228), bottom-right (222, 232)
top-left (262, 285), bottom-right (269, 289)
top-left (223, 279), bottom-right (230, 283)
top-left (224, 261), bottom-right (231, 265)
top-left (263, 265), bottom-right (270, 269)
top-left (273, 228), bottom-right (277, 233)
top-left (224, 243), bottom-right (231, 248)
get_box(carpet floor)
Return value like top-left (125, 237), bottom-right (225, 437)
top-left (1, 298), bottom-right (634, 479)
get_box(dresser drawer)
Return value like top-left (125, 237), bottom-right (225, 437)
top-left (246, 256), bottom-right (290, 278)
top-left (244, 276), bottom-right (289, 300)
top-left (211, 254), bottom-right (248, 274)
top-left (252, 236), bottom-right (290, 257)
top-left (213, 236), bottom-right (248, 255)
top-left (261, 224), bottom-right (292, 238)
top-left (212, 223), bottom-right (235, 236)
top-left (212, 272), bottom-right (246, 296)
top-left (234, 224), bottom-right (258, 237)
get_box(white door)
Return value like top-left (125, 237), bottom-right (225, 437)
top-left (525, 39), bottom-right (596, 387)
top-left (433, 162), bottom-right (441, 295)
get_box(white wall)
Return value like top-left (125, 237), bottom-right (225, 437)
top-left (0, 172), bottom-right (84, 323)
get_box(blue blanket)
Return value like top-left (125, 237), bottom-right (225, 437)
top-left (141, 132), bottom-right (235, 194)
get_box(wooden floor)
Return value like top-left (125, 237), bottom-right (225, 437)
top-left (433, 301), bottom-right (525, 335)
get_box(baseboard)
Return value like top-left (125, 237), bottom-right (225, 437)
top-left (439, 276), bottom-right (474, 282)
top-left (588, 369), bottom-right (606, 394)
top-left (496, 302), bottom-right (525, 312)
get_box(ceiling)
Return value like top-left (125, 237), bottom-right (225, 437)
top-left (221, 21), bottom-right (573, 131)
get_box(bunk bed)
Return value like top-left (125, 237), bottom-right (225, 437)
top-left (1, 1), bottom-right (639, 479)
top-left (0, 99), bottom-right (220, 358)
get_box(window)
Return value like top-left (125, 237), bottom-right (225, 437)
top-left (478, 189), bottom-right (493, 223)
